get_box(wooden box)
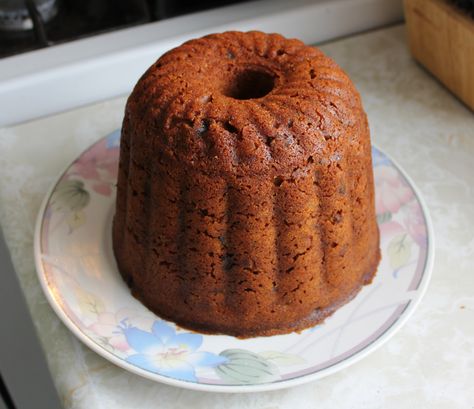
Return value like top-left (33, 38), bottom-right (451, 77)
top-left (404, 0), bottom-right (474, 111)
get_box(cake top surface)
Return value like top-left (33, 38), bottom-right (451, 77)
top-left (125, 31), bottom-right (365, 177)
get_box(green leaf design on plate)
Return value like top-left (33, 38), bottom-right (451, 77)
top-left (259, 351), bottom-right (305, 366)
top-left (215, 349), bottom-right (280, 384)
top-left (67, 211), bottom-right (86, 232)
top-left (388, 233), bottom-right (412, 270)
top-left (377, 211), bottom-right (392, 224)
top-left (52, 180), bottom-right (90, 212)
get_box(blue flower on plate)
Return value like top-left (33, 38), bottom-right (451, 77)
top-left (122, 320), bottom-right (227, 382)
top-left (372, 147), bottom-right (391, 167)
top-left (106, 130), bottom-right (120, 149)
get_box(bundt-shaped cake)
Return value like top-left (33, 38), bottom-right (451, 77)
top-left (113, 31), bottom-right (380, 337)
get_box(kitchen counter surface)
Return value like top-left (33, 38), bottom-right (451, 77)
top-left (0, 25), bottom-right (473, 408)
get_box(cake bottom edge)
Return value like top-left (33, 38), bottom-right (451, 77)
top-left (114, 243), bottom-right (381, 339)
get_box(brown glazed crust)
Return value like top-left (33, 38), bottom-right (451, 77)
top-left (113, 31), bottom-right (381, 337)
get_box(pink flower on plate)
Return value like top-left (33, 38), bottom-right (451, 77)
top-left (375, 166), bottom-right (413, 215)
top-left (88, 308), bottom-right (154, 352)
top-left (404, 200), bottom-right (427, 247)
top-left (88, 312), bottom-right (130, 351)
top-left (379, 220), bottom-right (405, 239)
top-left (91, 182), bottom-right (112, 196)
top-left (69, 138), bottom-right (119, 196)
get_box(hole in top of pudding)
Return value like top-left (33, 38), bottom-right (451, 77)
top-left (223, 68), bottom-right (275, 100)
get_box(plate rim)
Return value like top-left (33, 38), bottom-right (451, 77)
top-left (33, 133), bottom-right (435, 393)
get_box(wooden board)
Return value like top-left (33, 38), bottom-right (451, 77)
top-left (404, 0), bottom-right (474, 111)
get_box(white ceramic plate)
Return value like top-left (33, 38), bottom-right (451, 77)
top-left (34, 130), bottom-right (434, 393)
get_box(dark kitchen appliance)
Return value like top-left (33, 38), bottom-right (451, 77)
top-left (0, 0), bottom-right (252, 59)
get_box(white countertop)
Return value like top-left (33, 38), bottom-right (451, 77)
top-left (1, 24), bottom-right (474, 408)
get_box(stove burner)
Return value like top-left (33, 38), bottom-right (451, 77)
top-left (0, 0), bottom-right (253, 59)
top-left (0, 0), bottom-right (57, 32)
top-left (0, 0), bottom-right (152, 58)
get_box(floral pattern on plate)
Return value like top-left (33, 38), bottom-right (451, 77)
top-left (35, 131), bottom-right (433, 392)
top-left (123, 320), bottom-right (227, 382)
